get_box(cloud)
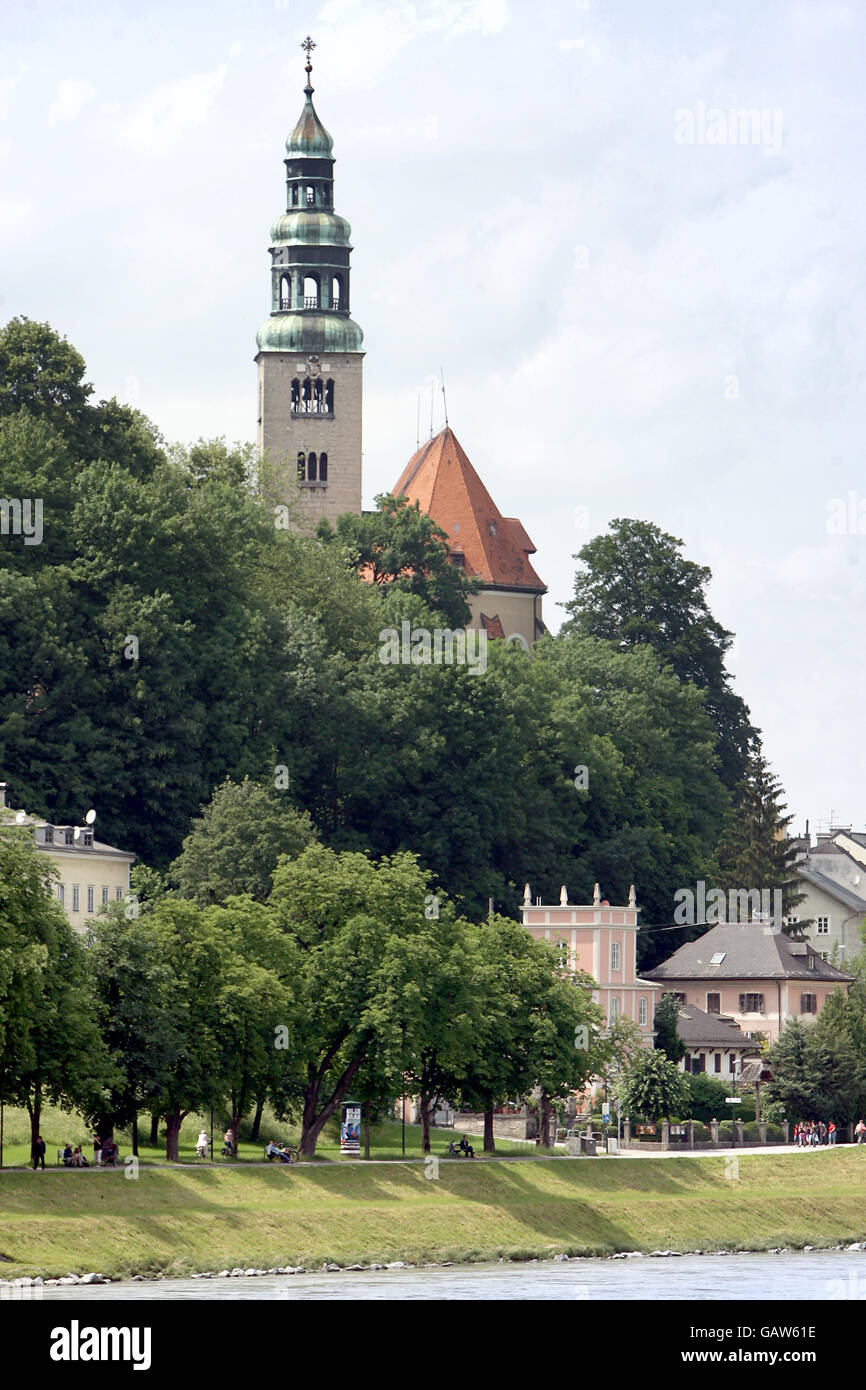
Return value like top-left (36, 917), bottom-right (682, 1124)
top-left (0, 200), bottom-right (32, 233)
top-left (119, 66), bottom-right (228, 152)
top-left (0, 63), bottom-right (26, 121)
top-left (48, 79), bottom-right (96, 124)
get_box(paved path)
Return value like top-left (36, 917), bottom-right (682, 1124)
top-left (1, 1143), bottom-right (856, 1173)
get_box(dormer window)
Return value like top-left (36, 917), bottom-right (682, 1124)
top-left (83, 830), bottom-right (93, 847)
top-left (43, 826), bottom-right (54, 844)
top-left (64, 828), bottom-right (74, 845)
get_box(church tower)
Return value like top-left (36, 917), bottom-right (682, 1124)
top-left (255, 38), bottom-right (364, 528)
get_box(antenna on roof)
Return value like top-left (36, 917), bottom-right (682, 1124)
top-left (440, 367), bottom-right (449, 427)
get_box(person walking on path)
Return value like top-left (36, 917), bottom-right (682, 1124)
top-left (32, 1135), bottom-right (46, 1170)
top-left (829, 1121), bottom-right (837, 1145)
top-left (857, 1119), bottom-right (866, 1145)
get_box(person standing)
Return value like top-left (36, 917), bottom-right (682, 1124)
top-left (93, 1135), bottom-right (102, 1166)
top-left (856, 1119), bottom-right (866, 1145)
top-left (828, 1121), bottom-right (837, 1146)
top-left (32, 1135), bottom-right (46, 1170)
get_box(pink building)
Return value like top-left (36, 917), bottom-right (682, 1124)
top-left (520, 882), bottom-right (659, 1046)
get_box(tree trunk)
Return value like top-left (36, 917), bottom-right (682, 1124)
top-left (27, 1088), bottom-right (42, 1165)
top-left (131, 1114), bottom-right (139, 1158)
top-left (250, 1098), bottom-right (265, 1142)
top-left (483, 1103), bottom-right (495, 1154)
top-left (539, 1090), bottom-right (552, 1148)
top-left (227, 1116), bottom-right (240, 1158)
top-left (419, 1092), bottom-right (433, 1154)
top-left (164, 1108), bottom-right (185, 1162)
top-left (298, 1051), bottom-right (366, 1157)
top-left (149, 1113), bottom-right (159, 1146)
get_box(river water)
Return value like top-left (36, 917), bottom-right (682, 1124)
top-left (35, 1250), bottom-right (866, 1300)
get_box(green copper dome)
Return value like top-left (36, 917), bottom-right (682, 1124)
top-left (286, 90), bottom-right (334, 160)
top-left (256, 312), bottom-right (364, 354)
top-left (269, 209), bottom-right (352, 248)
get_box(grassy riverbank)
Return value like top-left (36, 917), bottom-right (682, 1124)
top-left (1, 1149), bottom-right (865, 1280)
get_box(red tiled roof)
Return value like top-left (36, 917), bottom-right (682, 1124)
top-left (392, 427), bottom-right (546, 593)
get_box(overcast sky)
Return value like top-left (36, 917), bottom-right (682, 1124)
top-left (2, 0), bottom-right (864, 837)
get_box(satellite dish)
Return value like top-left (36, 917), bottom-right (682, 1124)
top-left (85, 809), bottom-right (96, 825)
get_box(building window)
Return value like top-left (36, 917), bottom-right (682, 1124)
top-left (297, 451), bottom-right (306, 482)
top-left (305, 185), bottom-right (315, 206)
top-left (87, 886), bottom-right (94, 913)
top-left (714, 1052), bottom-right (721, 1073)
top-left (72, 885), bottom-right (79, 913)
top-left (303, 274), bottom-right (319, 308)
top-left (319, 452), bottom-right (328, 481)
top-left (558, 941), bottom-right (569, 969)
top-left (280, 273), bottom-right (291, 310)
top-left (64, 828), bottom-right (74, 845)
top-left (609, 995), bottom-right (620, 1021)
top-left (325, 380), bottom-right (334, 413)
top-left (291, 185), bottom-right (299, 206)
top-left (816, 916), bottom-right (830, 935)
top-left (332, 275), bottom-right (342, 309)
top-left (684, 1054), bottom-right (691, 1073)
top-left (101, 886), bottom-right (109, 906)
top-left (611, 942), bottom-right (620, 971)
top-left (116, 886), bottom-right (123, 901)
top-left (291, 378), bottom-right (300, 411)
top-left (307, 452), bottom-right (317, 481)
top-left (739, 993), bottom-right (765, 1014)
top-left (83, 830), bottom-right (93, 847)
top-left (692, 1052), bottom-right (705, 1074)
top-left (43, 826), bottom-right (54, 844)
top-left (638, 997), bottom-right (647, 1026)
top-left (706, 992), bottom-right (720, 1014)
top-left (665, 991), bottom-right (686, 1005)
top-left (801, 993), bottom-right (817, 1014)
top-left (56, 883), bottom-right (64, 905)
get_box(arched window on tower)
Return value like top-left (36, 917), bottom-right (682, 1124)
top-left (332, 275), bottom-right (342, 310)
top-left (319, 451), bottom-right (328, 481)
top-left (307, 452), bottom-right (317, 481)
top-left (305, 185), bottom-right (315, 206)
top-left (313, 378), bottom-right (324, 412)
top-left (301, 377), bottom-right (312, 412)
top-left (291, 185), bottom-right (299, 206)
top-left (303, 275), bottom-right (319, 309)
top-left (321, 183), bottom-right (331, 207)
top-left (296, 451), bottom-right (306, 482)
top-left (291, 379), bottom-right (300, 412)
top-left (280, 274), bottom-right (291, 311)
top-left (325, 380), bottom-right (334, 414)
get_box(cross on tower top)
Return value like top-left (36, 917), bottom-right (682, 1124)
top-left (301, 35), bottom-right (317, 89)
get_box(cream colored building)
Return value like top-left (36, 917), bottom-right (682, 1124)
top-left (0, 782), bottom-right (135, 934)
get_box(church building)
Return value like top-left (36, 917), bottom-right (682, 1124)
top-left (256, 41), bottom-right (546, 649)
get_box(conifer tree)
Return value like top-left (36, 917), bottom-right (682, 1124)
top-left (715, 752), bottom-right (805, 934)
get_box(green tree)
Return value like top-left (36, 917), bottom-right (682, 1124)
top-left (0, 832), bottom-right (111, 1160)
top-left (268, 844), bottom-right (435, 1157)
top-left (561, 518), bottom-right (757, 790)
top-left (715, 753), bottom-right (805, 932)
top-left (686, 1072), bottom-right (731, 1124)
top-left (317, 492), bottom-right (479, 628)
top-left (764, 1019), bottom-right (820, 1121)
top-left (653, 992), bottom-right (686, 1064)
top-left (615, 1049), bottom-right (690, 1123)
top-left (171, 778), bottom-right (316, 905)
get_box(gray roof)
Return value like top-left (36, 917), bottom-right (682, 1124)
top-left (797, 866), bottom-right (866, 914)
top-left (675, 1003), bottom-right (757, 1049)
top-left (644, 922), bottom-right (853, 983)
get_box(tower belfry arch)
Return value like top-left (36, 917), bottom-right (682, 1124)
top-left (255, 38), bottom-right (364, 528)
